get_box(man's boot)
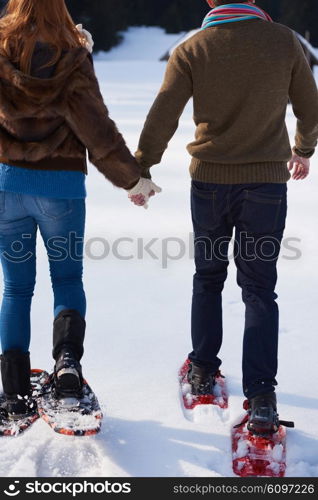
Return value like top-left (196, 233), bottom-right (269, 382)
top-left (247, 392), bottom-right (280, 436)
top-left (187, 362), bottom-right (217, 395)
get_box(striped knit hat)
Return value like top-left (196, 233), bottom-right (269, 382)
top-left (206, 1), bottom-right (255, 6)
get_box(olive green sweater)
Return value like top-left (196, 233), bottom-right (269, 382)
top-left (136, 19), bottom-right (318, 184)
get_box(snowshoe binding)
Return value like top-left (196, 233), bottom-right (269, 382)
top-left (232, 394), bottom-right (294, 477)
top-left (179, 359), bottom-right (228, 411)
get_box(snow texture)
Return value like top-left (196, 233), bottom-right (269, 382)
top-left (0, 27), bottom-right (317, 477)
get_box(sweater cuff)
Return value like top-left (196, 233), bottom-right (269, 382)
top-left (293, 146), bottom-right (315, 159)
top-left (141, 167), bottom-right (152, 179)
top-left (134, 154), bottom-right (152, 179)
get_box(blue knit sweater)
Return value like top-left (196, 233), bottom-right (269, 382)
top-left (0, 163), bottom-right (86, 199)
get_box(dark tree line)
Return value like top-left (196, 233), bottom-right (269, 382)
top-left (65, 0), bottom-right (318, 51)
top-left (1, 1), bottom-right (318, 51)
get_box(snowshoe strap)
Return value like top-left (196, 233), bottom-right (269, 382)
top-left (38, 373), bottom-right (54, 397)
top-left (279, 420), bottom-right (295, 428)
top-left (233, 415), bottom-right (295, 430)
top-left (233, 414), bottom-right (249, 428)
top-left (235, 401), bottom-right (295, 430)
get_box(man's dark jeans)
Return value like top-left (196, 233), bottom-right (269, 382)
top-left (189, 181), bottom-right (287, 399)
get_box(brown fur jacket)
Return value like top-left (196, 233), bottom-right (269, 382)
top-left (0, 45), bottom-right (141, 189)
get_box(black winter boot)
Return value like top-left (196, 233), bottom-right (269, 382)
top-left (247, 392), bottom-right (280, 436)
top-left (0, 350), bottom-right (36, 419)
top-left (52, 309), bottom-right (86, 398)
top-left (187, 362), bottom-right (217, 396)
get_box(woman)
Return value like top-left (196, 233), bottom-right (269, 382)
top-left (0, 0), bottom-right (158, 421)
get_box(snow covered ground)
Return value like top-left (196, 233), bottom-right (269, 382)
top-left (1, 27), bottom-right (318, 477)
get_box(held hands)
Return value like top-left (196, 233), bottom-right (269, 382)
top-left (288, 153), bottom-right (310, 180)
top-left (76, 24), bottom-right (94, 53)
top-left (128, 178), bottom-right (162, 209)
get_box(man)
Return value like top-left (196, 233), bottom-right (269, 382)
top-left (132, 0), bottom-right (318, 434)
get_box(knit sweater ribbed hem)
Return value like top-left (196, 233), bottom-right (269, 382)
top-left (0, 162), bottom-right (86, 199)
top-left (189, 159), bottom-right (291, 184)
top-left (0, 156), bottom-right (87, 173)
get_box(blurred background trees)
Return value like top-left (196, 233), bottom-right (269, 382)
top-left (65, 0), bottom-right (318, 50)
top-left (1, 0), bottom-right (317, 51)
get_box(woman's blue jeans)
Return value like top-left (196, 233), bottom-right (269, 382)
top-left (0, 191), bottom-right (86, 353)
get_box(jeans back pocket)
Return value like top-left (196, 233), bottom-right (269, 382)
top-left (191, 182), bottom-right (218, 231)
top-left (241, 189), bottom-right (286, 235)
top-left (35, 197), bottom-right (73, 220)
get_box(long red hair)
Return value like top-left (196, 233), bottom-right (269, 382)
top-left (0, 0), bottom-right (86, 74)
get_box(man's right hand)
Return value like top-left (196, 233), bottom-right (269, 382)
top-left (288, 153), bottom-right (310, 180)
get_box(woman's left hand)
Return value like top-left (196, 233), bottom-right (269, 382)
top-left (76, 24), bottom-right (94, 54)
